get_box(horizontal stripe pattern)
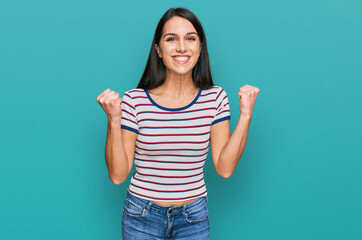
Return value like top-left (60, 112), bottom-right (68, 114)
top-left (120, 85), bottom-right (231, 202)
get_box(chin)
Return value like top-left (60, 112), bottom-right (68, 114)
top-left (173, 69), bottom-right (193, 76)
top-left (166, 66), bottom-right (193, 75)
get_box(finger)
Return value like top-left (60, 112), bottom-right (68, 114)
top-left (239, 88), bottom-right (249, 92)
top-left (109, 91), bottom-right (119, 99)
top-left (109, 91), bottom-right (121, 101)
top-left (243, 86), bottom-right (255, 91)
top-left (107, 92), bottom-right (120, 103)
top-left (105, 94), bottom-right (117, 105)
top-left (110, 96), bottom-right (122, 105)
top-left (100, 94), bottom-right (114, 105)
top-left (97, 88), bottom-right (111, 101)
top-left (238, 89), bottom-right (250, 95)
top-left (102, 91), bottom-right (119, 104)
top-left (110, 98), bottom-right (119, 105)
top-left (239, 86), bottom-right (251, 91)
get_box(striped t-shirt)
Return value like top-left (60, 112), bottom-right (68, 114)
top-left (120, 85), bottom-right (231, 202)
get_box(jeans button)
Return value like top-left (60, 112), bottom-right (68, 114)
top-left (168, 209), bottom-right (172, 214)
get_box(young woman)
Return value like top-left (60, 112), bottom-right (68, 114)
top-left (96, 7), bottom-right (260, 239)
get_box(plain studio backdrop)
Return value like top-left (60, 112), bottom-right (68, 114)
top-left (0, 0), bottom-right (361, 239)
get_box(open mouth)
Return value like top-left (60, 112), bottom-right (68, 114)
top-left (172, 56), bottom-right (190, 64)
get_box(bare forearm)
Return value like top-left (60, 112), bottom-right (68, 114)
top-left (105, 121), bottom-right (129, 184)
top-left (218, 113), bottom-right (252, 178)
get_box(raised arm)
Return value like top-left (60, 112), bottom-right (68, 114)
top-left (210, 84), bottom-right (260, 178)
top-left (97, 89), bottom-right (137, 185)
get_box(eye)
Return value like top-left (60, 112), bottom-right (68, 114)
top-left (166, 37), bottom-right (196, 42)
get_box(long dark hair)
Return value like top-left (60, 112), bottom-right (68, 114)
top-left (136, 7), bottom-right (215, 90)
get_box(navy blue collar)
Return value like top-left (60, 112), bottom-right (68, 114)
top-left (144, 88), bottom-right (202, 111)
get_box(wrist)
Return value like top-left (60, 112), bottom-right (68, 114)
top-left (240, 112), bottom-right (252, 119)
top-left (108, 118), bottom-right (122, 127)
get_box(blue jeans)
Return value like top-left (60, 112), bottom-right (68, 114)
top-left (121, 190), bottom-right (210, 239)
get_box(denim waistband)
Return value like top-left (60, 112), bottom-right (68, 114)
top-left (125, 189), bottom-right (208, 214)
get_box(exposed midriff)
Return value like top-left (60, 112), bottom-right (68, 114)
top-left (151, 197), bottom-right (200, 207)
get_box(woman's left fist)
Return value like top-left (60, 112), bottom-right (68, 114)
top-left (237, 84), bottom-right (260, 116)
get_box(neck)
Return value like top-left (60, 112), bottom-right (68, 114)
top-left (160, 70), bottom-right (198, 97)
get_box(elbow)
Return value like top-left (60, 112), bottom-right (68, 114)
top-left (109, 174), bottom-right (126, 185)
top-left (217, 169), bottom-right (233, 179)
top-left (216, 162), bottom-right (234, 179)
top-left (111, 178), bottom-right (123, 185)
top-left (220, 172), bottom-right (233, 179)
top-left (109, 167), bottom-right (130, 185)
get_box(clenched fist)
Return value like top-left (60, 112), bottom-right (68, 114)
top-left (96, 88), bottom-right (123, 123)
top-left (237, 84), bottom-right (260, 116)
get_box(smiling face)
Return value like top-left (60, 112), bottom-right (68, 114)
top-left (155, 16), bottom-right (203, 77)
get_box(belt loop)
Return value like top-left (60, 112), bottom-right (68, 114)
top-left (206, 194), bottom-right (208, 203)
top-left (146, 201), bottom-right (153, 212)
top-left (182, 203), bottom-right (187, 215)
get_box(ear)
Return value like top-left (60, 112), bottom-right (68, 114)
top-left (155, 44), bottom-right (162, 58)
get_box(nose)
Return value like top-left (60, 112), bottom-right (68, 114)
top-left (176, 39), bottom-right (187, 52)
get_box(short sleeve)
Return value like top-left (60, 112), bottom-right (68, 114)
top-left (121, 91), bottom-right (139, 134)
top-left (211, 87), bottom-right (231, 125)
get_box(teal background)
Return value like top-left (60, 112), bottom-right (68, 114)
top-left (1, 0), bottom-right (361, 239)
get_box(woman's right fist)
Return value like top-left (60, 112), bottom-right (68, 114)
top-left (96, 88), bottom-right (122, 122)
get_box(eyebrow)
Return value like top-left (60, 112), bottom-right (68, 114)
top-left (163, 32), bottom-right (198, 39)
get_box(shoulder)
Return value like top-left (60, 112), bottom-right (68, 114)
top-left (202, 85), bottom-right (222, 95)
top-left (122, 88), bottom-right (145, 99)
top-left (209, 85), bottom-right (229, 100)
top-left (210, 85), bottom-right (227, 94)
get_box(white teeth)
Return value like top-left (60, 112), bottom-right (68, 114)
top-left (173, 57), bottom-right (189, 61)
